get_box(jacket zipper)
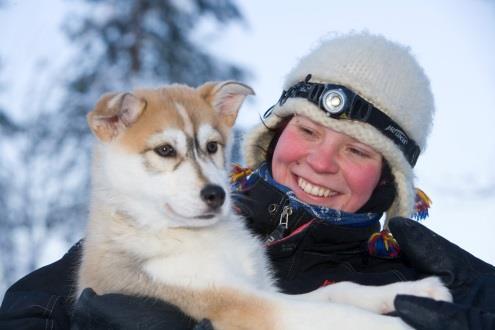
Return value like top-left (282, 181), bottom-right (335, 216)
top-left (264, 205), bottom-right (293, 244)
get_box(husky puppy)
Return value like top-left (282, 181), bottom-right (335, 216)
top-left (79, 81), bottom-right (451, 330)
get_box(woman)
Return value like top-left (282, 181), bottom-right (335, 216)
top-left (232, 32), bottom-right (434, 295)
top-left (1, 32), bottom-right (494, 329)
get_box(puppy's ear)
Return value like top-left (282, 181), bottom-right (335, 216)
top-left (199, 81), bottom-right (254, 127)
top-left (87, 92), bottom-right (147, 142)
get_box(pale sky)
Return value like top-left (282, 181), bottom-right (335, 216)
top-left (1, 0), bottom-right (494, 266)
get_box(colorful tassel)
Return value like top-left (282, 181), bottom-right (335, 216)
top-left (368, 230), bottom-right (400, 258)
top-left (412, 188), bottom-right (432, 220)
top-left (230, 164), bottom-right (253, 191)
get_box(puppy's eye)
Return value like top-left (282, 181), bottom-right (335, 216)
top-left (206, 141), bottom-right (218, 154)
top-left (154, 144), bottom-right (176, 157)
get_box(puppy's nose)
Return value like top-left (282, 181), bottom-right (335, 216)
top-left (200, 184), bottom-right (225, 210)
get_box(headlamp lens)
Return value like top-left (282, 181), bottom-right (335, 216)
top-left (322, 89), bottom-right (346, 114)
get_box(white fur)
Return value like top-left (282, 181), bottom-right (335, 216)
top-left (175, 102), bottom-right (194, 136)
top-left (142, 218), bottom-right (275, 291)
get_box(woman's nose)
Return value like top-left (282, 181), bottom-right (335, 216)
top-left (306, 144), bottom-right (339, 173)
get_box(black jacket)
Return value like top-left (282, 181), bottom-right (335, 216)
top-left (0, 242), bottom-right (81, 329)
top-left (235, 173), bottom-right (419, 295)
top-left (0, 178), bottom-right (419, 329)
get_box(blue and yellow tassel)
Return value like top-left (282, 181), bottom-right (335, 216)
top-left (368, 188), bottom-right (432, 258)
top-left (412, 188), bottom-right (432, 220)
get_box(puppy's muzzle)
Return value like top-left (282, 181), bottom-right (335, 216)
top-left (200, 184), bottom-right (226, 211)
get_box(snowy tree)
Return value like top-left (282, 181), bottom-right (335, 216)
top-left (0, 0), bottom-right (247, 295)
top-left (0, 55), bottom-right (23, 294)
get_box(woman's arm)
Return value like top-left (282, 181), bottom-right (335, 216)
top-left (0, 242), bottom-right (82, 329)
top-left (72, 288), bottom-right (213, 330)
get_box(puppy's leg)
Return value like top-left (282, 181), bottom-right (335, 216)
top-left (276, 295), bottom-right (413, 330)
top-left (297, 276), bottom-right (452, 314)
top-left (149, 285), bottom-right (413, 330)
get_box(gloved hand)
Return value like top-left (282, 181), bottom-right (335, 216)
top-left (389, 217), bottom-right (495, 330)
top-left (394, 294), bottom-right (494, 330)
top-left (71, 288), bottom-right (214, 330)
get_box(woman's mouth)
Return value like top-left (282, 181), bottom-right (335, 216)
top-left (297, 177), bottom-right (338, 198)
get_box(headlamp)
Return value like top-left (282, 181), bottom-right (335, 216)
top-left (266, 74), bottom-right (421, 167)
top-left (321, 89), bottom-right (346, 115)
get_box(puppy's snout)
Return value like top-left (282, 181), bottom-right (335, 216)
top-left (200, 184), bottom-right (225, 210)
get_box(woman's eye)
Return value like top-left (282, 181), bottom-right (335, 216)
top-left (349, 147), bottom-right (368, 158)
top-left (298, 126), bottom-right (315, 136)
top-left (206, 141), bottom-right (218, 154)
top-left (154, 144), bottom-right (176, 157)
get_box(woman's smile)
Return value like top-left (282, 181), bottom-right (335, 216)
top-left (297, 176), bottom-right (336, 198)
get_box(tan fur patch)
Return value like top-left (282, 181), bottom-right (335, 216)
top-left (116, 85), bottom-right (229, 154)
top-left (154, 286), bottom-right (277, 330)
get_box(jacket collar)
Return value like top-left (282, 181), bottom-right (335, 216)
top-left (232, 173), bottom-right (381, 245)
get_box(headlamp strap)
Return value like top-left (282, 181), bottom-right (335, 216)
top-left (274, 74), bottom-right (420, 167)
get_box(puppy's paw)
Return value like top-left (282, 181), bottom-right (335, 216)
top-left (377, 276), bottom-right (452, 314)
top-left (407, 276), bottom-right (452, 302)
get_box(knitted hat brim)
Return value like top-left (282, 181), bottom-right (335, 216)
top-left (242, 98), bottom-right (415, 223)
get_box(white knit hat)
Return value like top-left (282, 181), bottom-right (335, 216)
top-left (243, 32), bottom-right (434, 224)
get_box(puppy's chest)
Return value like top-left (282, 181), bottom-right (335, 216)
top-left (142, 230), bottom-right (269, 290)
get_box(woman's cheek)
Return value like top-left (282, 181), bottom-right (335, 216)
top-left (347, 162), bottom-right (382, 195)
top-left (271, 127), bottom-right (310, 188)
top-left (274, 128), bottom-right (308, 163)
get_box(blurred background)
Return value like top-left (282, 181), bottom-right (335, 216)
top-left (1, 0), bottom-right (494, 299)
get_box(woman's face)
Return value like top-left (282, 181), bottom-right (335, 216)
top-left (271, 116), bottom-right (383, 212)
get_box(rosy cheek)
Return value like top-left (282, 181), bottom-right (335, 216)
top-left (349, 164), bottom-right (382, 194)
top-left (273, 129), bottom-right (306, 163)
top-left (272, 127), bottom-right (308, 186)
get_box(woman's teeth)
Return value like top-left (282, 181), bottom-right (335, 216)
top-left (297, 177), bottom-right (337, 198)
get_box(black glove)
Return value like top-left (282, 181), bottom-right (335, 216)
top-left (71, 288), bottom-right (214, 330)
top-left (395, 294), bottom-right (495, 330)
top-left (389, 217), bottom-right (495, 330)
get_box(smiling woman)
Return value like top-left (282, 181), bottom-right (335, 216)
top-left (271, 115), bottom-right (383, 212)
top-left (235, 31), bottom-right (495, 329)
